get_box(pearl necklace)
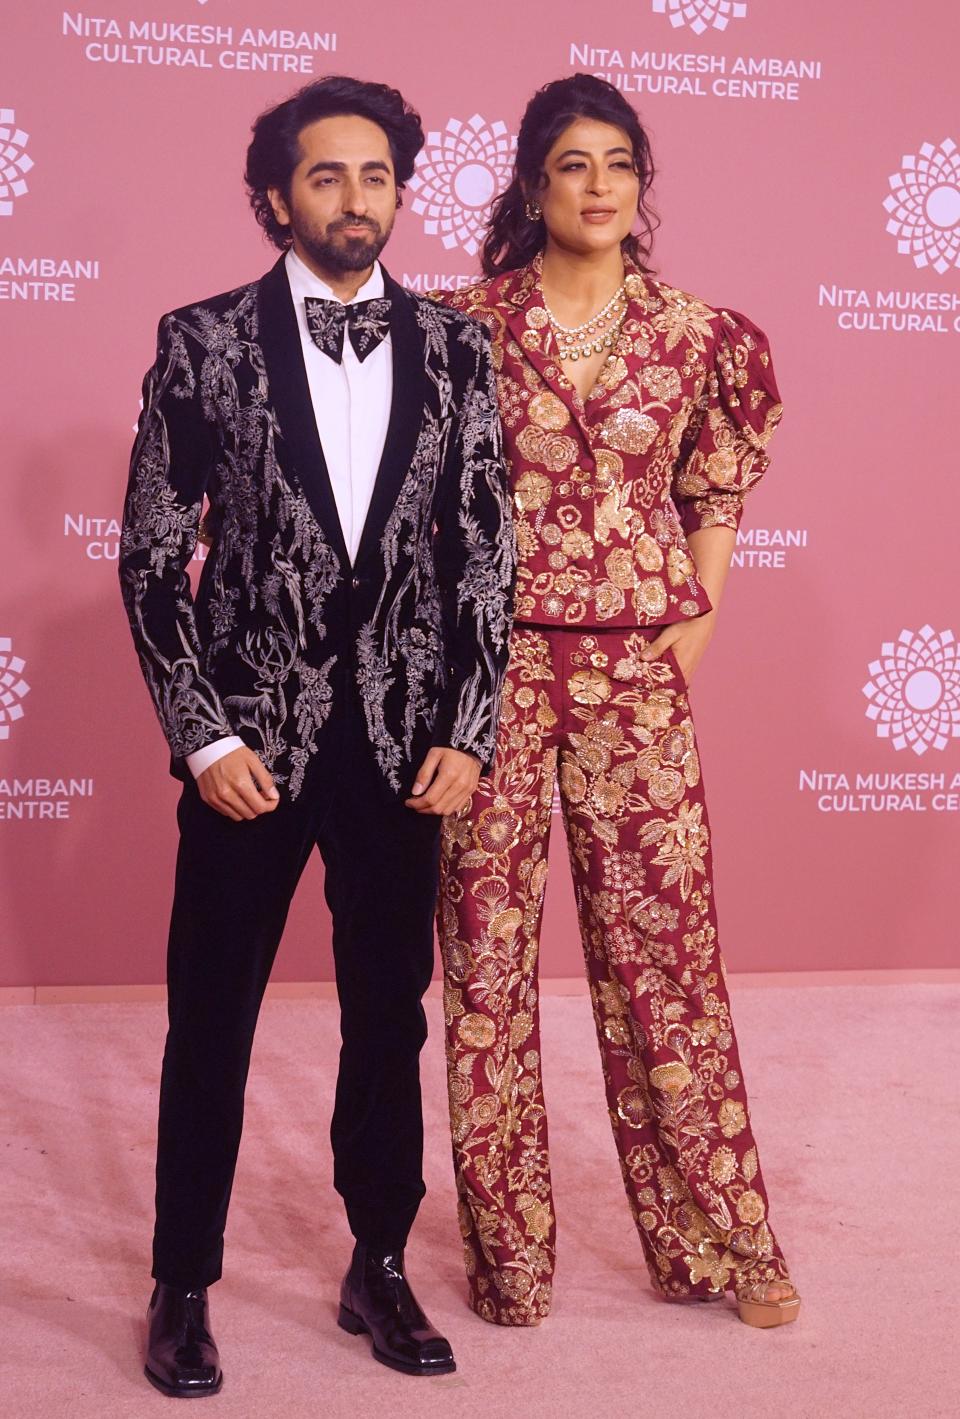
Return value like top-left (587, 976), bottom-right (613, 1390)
top-left (543, 284), bottom-right (627, 362)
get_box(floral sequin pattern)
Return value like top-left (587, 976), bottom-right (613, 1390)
top-left (442, 259), bottom-right (783, 631)
top-left (438, 627), bottom-right (789, 1325)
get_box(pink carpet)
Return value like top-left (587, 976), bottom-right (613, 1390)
top-left (1, 982), bottom-right (956, 1418)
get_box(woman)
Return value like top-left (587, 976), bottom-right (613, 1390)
top-left (436, 75), bottom-right (799, 1329)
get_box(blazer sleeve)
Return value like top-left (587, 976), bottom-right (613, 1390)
top-left (430, 320), bottom-right (516, 773)
top-left (118, 314), bottom-right (237, 761)
top-left (671, 309), bottom-right (783, 535)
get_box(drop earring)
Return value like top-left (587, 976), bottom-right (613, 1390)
top-left (524, 200), bottom-right (542, 221)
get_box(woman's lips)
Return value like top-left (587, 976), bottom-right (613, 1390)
top-left (581, 209), bottom-right (617, 223)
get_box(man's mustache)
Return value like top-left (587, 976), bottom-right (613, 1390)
top-left (327, 216), bottom-right (379, 235)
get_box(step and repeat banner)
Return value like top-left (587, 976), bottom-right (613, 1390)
top-left (2, 1), bottom-right (958, 986)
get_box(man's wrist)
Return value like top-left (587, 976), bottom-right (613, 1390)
top-left (437, 742), bottom-right (481, 765)
top-left (185, 736), bottom-right (245, 779)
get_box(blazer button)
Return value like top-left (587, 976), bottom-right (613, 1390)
top-left (352, 575), bottom-right (361, 589)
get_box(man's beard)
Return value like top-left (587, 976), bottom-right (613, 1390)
top-left (293, 213), bottom-right (392, 274)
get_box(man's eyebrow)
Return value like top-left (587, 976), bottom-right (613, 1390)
top-left (303, 159), bottom-right (391, 178)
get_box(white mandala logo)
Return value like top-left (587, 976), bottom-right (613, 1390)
top-left (883, 139), bottom-right (960, 275)
top-left (409, 116), bottom-right (517, 256)
top-left (0, 637), bottom-right (30, 739)
top-left (651, 0), bottom-right (747, 35)
top-left (0, 109), bottom-right (33, 218)
top-left (862, 626), bottom-right (960, 756)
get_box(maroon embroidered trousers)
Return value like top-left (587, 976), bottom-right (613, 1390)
top-left (437, 626), bottom-right (790, 1326)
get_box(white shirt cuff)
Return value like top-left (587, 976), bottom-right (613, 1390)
top-left (185, 736), bottom-right (246, 779)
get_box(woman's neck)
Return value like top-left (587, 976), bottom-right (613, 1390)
top-left (540, 242), bottom-right (626, 324)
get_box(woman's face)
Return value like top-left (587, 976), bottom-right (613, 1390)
top-left (534, 118), bottom-right (640, 257)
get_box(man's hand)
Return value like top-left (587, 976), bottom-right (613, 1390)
top-left (641, 609), bottom-right (717, 687)
top-left (197, 747), bottom-right (280, 821)
top-left (405, 746), bottom-right (481, 816)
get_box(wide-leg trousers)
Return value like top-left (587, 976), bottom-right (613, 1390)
top-left (437, 626), bottom-right (790, 1325)
top-left (152, 711), bottom-right (441, 1288)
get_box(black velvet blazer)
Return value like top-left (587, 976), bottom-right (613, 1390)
top-left (119, 258), bottom-right (516, 798)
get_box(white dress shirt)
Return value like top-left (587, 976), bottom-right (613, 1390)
top-left (185, 249), bottom-right (393, 781)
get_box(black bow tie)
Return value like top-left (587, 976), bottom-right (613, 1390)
top-left (304, 295), bottom-right (391, 364)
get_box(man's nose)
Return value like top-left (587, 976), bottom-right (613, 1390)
top-left (340, 179), bottom-right (370, 216)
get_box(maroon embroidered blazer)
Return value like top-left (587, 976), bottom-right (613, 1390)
top-left (441, 256), bottom-right (782, 629)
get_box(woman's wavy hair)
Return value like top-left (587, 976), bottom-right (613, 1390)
top-left (245, 75), bottom-right (424, 250)
top-left (482, 74), bottom-right (658, 277)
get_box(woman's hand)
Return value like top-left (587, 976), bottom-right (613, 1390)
top-left (641, 610), bottom-right (717, 687)
top-left (641, 525), bottom-right (737, 684)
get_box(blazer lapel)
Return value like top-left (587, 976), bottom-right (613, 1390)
top-left (501, 255), bottom-right (656, 440)
top-left (500, 257), bottom-right (593, 444)
top-left (353, 270), bottom-right (427, 572)
top-left (257, 256), bottom-right (350, 566)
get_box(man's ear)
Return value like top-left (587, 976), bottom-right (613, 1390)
top-left (267, 186), bottom-right (291, 229)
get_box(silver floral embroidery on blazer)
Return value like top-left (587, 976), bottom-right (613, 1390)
top-left (119, 262), bottom-right (516, 798)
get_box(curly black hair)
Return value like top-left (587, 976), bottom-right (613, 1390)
top-left (245, 75), bottom-right (424, 250)
top-left (482, 74), bottom-right (658, 277)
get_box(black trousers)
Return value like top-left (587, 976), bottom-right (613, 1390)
top-left (151, 714), bottom-right (441, 1288)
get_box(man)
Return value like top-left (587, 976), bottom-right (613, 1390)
top-left (119, 75), bottom-right (515, 1394)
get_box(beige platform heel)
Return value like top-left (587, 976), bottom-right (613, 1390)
top-left (736, 1280), bottom-right (801, 1328)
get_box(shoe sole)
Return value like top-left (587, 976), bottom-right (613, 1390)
top-left (737, 1297), bottom-right (802, 1328)
top-left (337, 1304), bottom-right (457, 1376)
top-left (144, 1364), bottom-right (224, 1398)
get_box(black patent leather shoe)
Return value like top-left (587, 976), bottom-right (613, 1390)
top-left (144, 1282), bottom-right (223, 1397)
top-left (338, 1244), bottom-right (456, 1376)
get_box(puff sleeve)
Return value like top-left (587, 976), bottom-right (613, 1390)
top-left (671, 309), bottom-right (783, 535)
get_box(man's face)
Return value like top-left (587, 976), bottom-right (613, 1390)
top-left (269, 114), bottom-right (398, 274)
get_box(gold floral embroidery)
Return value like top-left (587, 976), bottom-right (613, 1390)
top-left (719, 1098), bottom-right (748, 1137)
top-left (568, 667), bottom-right (612, 705)
top-left (473, 804), bottom-right (523, 854)
top-left (598, 407), bottom-right (660, 455)
top-left (642, 365), bottom-right (683, 401)
top-left (594, 582), bottom-right (626, 619)
top-left (594, 448), bottom-right (624, 484)
top-left (635, 534), bottom-right (665, 572)
top-left (513, 470), bottom-right (553, 513)
top-left (437, 628), bottom-right (790, 1325)
top-left (529, 390), bottom-right (571, 431)
top-left (561, 528), bottom-right (594, 559)
top-left (605, 547), bottom-right (635, 589)
top-left (594, 489), bottom-right (633, 547)
top-left (651, 292), bottom-right (716, 352)
top-left (438, 260), bottom-right (782, 632)
top-left (634, 578), bottom-right (668, 620)
top-left (515, 423), bottom-right (579, 472)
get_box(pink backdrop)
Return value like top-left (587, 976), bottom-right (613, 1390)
top-left (2, 0), bottom-right (958, 987)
